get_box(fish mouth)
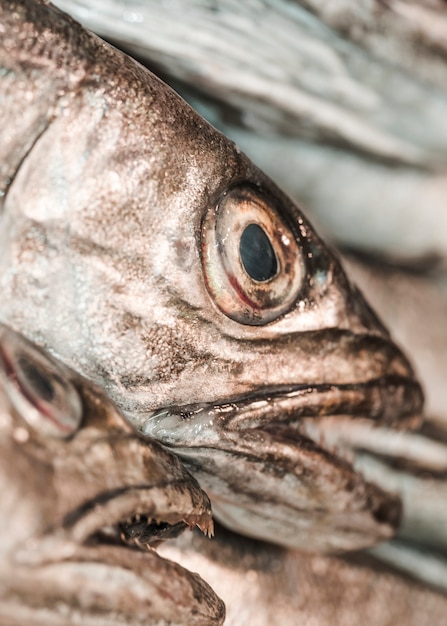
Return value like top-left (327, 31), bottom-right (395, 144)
top-left (141, 373), bottom-right (424, 443)
top-left (9, 485), bottom-right (224, 626)
top-left (57, 478), bottom-right (214, 552)
top-left (140, 373), bottom-right (423, 553)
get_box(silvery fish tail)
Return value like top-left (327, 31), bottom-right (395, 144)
top-left (0, 0), bottom-right (423, 552)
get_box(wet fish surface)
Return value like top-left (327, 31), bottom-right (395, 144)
top-left (0, 323), bottom-right (224, 625)
top-left (0, 0), bottom-right (424, 555)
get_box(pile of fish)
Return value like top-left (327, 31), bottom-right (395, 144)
top-left (1, 1), bottom-right (447, 624)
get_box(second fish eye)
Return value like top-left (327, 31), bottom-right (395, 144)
top-left (201, 185), bottom-right (305, 325)
top-left (0, 325), bottom-right (83, 438)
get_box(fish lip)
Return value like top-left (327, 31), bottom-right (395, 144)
top-left (59, 483), bottom-right (213, 550)
top-left (142, 374), bottom-right (424, 440)
top-left (230, 374), bottom-right (424, 430)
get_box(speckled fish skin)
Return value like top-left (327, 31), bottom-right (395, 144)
top-left (0, 323), bottom-right (224, 626)
top-left (0, 0), bottom-right (423, 552)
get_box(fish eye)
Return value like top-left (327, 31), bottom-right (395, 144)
top-left (0, 326), bottom-right (82, 438)
top-left (201, 185), bottom-right (304, 324)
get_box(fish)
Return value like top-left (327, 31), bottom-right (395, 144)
top-left (158, 523), bottom-right (447, 626)
top-left (0, 0), bottom-right (424, 554)
top-left (0, 322), bottom-right (224, 626)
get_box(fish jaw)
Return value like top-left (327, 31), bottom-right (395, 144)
top-left (141, 425), bottom-right (403, 553)
top-left (140, 365), bottom-right (422, 552)
top-left (0, 545), bottom-right (225, 626)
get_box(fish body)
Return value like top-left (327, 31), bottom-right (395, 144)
top-left (0, 323), bottom-right (223, 625)
top-left (0, 0), bottom-right (423, 553)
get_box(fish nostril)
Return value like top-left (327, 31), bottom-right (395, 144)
top-left (372, 493), bottom-right (403, 530)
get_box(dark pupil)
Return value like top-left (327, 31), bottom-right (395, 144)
top-left (240, 223), bottom-right (278, 282)
top-left (18, 355), bottom-right (55, 402)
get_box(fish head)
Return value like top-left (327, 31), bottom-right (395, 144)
top-left (0, 0), bottom-right (423, 553)
top-left (0, 322), bottom-right (223, 624)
